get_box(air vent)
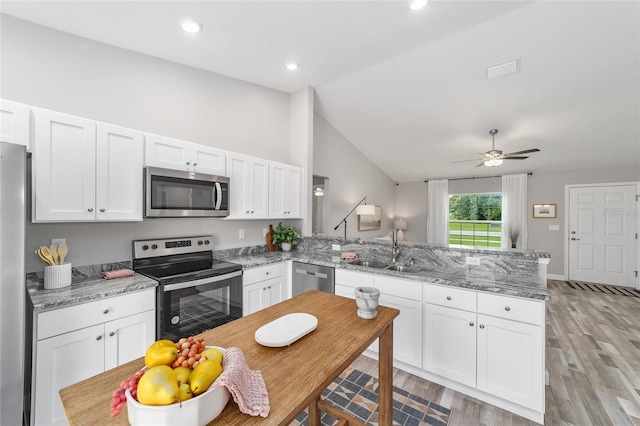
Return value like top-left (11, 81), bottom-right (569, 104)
top-left (486, 58), bottom-right (520, 79)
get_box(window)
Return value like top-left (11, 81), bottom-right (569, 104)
top-left (449, 193), bottom-right (502, 248)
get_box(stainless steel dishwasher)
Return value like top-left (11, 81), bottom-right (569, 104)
top-left (292, 262), bottom-right (335, 297)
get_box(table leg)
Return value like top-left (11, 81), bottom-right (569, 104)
top-left (378, 322), bottom-right (394, 426)
top-left (308, 395), bottom-right (321, 426)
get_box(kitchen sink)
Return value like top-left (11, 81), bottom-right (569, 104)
top-left (384, 264), bottom-right (422, 274)
top-left (350, 260), bottom-right (389, 269)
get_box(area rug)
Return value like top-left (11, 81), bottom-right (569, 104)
top-left (291, 366), bottom-right (450, 426)
top-left (566, 281), bottom-right (640, 297)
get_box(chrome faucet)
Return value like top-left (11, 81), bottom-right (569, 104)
top-left (392, 231), bottom-right (400, 264)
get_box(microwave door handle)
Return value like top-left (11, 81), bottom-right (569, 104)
top-left (215, 182), bottom-right (222, 210)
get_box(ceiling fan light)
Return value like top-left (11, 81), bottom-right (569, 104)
top-left (485, 158), bottom-right (503, 167)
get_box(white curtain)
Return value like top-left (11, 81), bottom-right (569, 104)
top-left (426, 179), bottom-right (449, 244)
top-left (501, 173), bottom-right (528, 249)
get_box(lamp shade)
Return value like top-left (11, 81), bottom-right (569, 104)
top-left (355, 204), bottom-right (376, 215)
top-left (394, 219), bottom-right (407, 230)
top-left (484, 158), bottom-right (503, 167)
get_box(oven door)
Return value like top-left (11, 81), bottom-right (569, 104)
top-left (157, 270), bottom-right (242, 341)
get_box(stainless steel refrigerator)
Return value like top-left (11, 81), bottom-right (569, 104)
top-left (0, 142), bottom-right (26, 425)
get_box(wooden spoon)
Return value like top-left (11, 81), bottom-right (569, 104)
top-left (57, 244), bottom-right (69, 264)
top-left (49, 245), bottom-right (59, 265)
top-left (36, 247), bottom-right (55, 266)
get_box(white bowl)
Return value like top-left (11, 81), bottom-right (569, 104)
top-left (125, 346), bottom-right (230, 426)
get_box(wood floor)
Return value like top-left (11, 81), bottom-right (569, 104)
top-left (345, 280), bottom-right (640, 426)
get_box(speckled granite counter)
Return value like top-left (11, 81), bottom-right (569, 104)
top-left (221, 250), bottom-right (548, 300)
top-left (26, 262), bottom-right (157, 312)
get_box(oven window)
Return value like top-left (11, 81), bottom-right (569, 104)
top-left (160, 277), bottom-right (242, 341)
top-left (151, 175), bottom-right (215, 210)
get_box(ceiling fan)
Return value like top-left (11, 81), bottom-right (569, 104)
top-left (453, 129), bottom-right (540, 167)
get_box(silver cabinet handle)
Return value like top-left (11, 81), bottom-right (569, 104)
top-left (246, 211), bottom-right (250, 214)
top-left (571, 237), bottom-right (581, 241)
top-left (103, 309), bottom-right (109, 314)
top-left (193, 163), bottom-right (197, 166)
top-left (446, 296), bottom-right (452, 301)
top-left (88, 208), bottom-right (94, 212)
top-left (96, 335), bottom-right (102, 340)
top-left (505, 306), bottom-right (511, 312)
top-left (109, 331), bottom-right (115, 337)
top-left (571, 231), bottom-right (576, 234)
top-left (265, 272), bottom-right (269, 275)
top-left (479, 324), bottom-right (485, 329)
top-left (100, 208), bottom-right (105, 212)
top-left (186, 161), bottom-right (190, 165)
top-left (251, 210), bottom-right (254, 213)
top-left (469, 321), bottom-right (474, 326)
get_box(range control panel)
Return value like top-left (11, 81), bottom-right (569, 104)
top-left (133, 235), bottom-right (212, 259)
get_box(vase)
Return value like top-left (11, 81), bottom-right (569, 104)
top-left (281, 242), bottom-right (292, 252)
top-left (355, 287), bottom-right (380, 319)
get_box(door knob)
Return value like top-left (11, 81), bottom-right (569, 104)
top-left (571, 237), bottom-right (580, 241)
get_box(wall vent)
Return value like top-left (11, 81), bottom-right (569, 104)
top-left (486, 58), bottom-right (520, 79)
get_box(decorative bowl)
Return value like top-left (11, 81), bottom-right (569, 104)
top-left (125, 346), bottom-right (230, 426)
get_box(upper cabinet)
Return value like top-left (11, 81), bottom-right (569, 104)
top-left (269, 162), bottom-right (302, 219)
top-left (145, 133), bottom-right (226, 176)
top-left (226, 152), bottom-right (269, 219)
top-left (32, 108), bottom-right (143, 222)
top-left (0, 99), bottom-right (30, 149)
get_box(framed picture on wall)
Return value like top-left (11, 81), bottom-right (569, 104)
top-left (533, 204), bottom-right (556, 218)
top-left (358, 206), bottom-right (382, 231)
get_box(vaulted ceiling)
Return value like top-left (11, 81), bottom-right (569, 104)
top-left (2, 1), bottom-right (638, 182)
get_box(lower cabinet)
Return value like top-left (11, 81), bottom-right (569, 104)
top-left (31, 290), bottom-right (155, 426)
top-left (243, 263), bottom-right (286, 316)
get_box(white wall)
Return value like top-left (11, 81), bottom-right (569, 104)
top-left (395, 166), bottom-right (640, 276)
top-left (1, 16), bottom-right (302, 272)
top-left (313, 113), bottom-right (396, 239)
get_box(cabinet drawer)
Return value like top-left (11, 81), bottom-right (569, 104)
top-left (375, 276), bottom-right (422, 300)
top-left (477, 293), bottom-right (543, 325)
top-left (424, 284), bottom-right (477, 312)
top-left (37, 289), bottom-right (156, 340)
top-left (243, 263), bottom-right (285, 285)
top-left (335, 269), bottom-right (374, 288)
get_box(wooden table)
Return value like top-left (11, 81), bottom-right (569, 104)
top-left (60, 290), bottom-right (399, 425)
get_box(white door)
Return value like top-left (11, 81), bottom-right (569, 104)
top-left (227, 153), bottom-right (251, 219)
top-left (104, 310), bottom-right (155, 370)
top-left (144, 134), bottom-right (190, 171)
top-left (250, 158), bottom-right (269, 219)
top-left (191, 144), bottom-right (226, 176)
top-left (32, 108), bottom-right (96, 222)
top-left (286, 165), bottom-right (302, 218)
top-left (568, 184), bottom-right (638, 287)
top-left (379, 294), bottom-right (423, 368)
top-left (96, 123), bottom-right (143, 221)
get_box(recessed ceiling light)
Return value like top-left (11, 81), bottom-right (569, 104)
top-left (285, 63), bottom-right (299, 71)
top-left (180, 19), bottom-right (202, 34)
top-left (409, 0), bottom-right (429, 11)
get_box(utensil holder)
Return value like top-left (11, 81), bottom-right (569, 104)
top-left (355, 287), bottom-right (380, 319)
top-left (44, 263), bottom-right (72, 290)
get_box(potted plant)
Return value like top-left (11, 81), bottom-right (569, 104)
top-left (272, 222), bottom-right (299, 251)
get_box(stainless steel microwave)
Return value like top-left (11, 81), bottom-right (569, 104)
top-left (144, 167), bottom-right (229, 218)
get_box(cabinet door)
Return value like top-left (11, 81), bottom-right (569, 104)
top-left (104, 310), bottom-right (156, 370)
top-left (265, 276), bottom-right (285, 307)
top-left (227, 152), bottom-right (251, 219)
top-left (243, 281), bottom-right (264, 316)
top-left (34, 324), bottom-right (105, 426)
top-left (144, 134), bottom-right (190, 171)
top-left (96, 123), bottom-right (143, 221)
top-left (191, 144), bottom-right (226, 176)
top-left (379, 294), bottom-right (423, 368)
top-left (476, 314), bottom-right (544, 412)
top-left (269, 163), bottom-right (302, 219)
top-left (285, 165), bottom-right (302, 218)
top-left (0, 99), bottom-right (29, 148)
top-left (250, 158), bottom-right (269, 219)
top-left (423, 304), bottom-right (477, 387)
top-left (32, 108), bottom-right (97, 222)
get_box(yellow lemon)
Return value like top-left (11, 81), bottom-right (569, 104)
top-left (201, 348), bottom-right (223, 365)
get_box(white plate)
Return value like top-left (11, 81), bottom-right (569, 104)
top-left (254, 313), bottom-right (318, 347)
top-left (126, 346), bottom-right (230, 426)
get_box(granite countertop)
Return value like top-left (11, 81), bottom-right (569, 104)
top-left (224, 250), bottom-right (548, 300)
top-left (26, 263), bottom-right (157, 312)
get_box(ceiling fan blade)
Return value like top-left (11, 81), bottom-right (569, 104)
top-left (451, 158), bottom-right (480, 164)
top-left (475, 161), bottom-right (486, 167)
top-left (501, 156), bottom-right (529, 160)
top-left (502, 148), bottom-right (540, 156)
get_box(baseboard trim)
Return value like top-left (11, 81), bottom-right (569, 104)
top-left (547, 273), bottom-right (566, 281)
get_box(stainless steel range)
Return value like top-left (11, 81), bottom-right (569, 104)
top-left (132, 235), bottom-right (243, 341)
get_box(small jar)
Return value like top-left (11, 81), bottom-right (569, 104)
top-left (354, 287), bottom-right (380, 319)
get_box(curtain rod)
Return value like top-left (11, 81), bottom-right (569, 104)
top-left (423, 172), bottom-right (532, 183)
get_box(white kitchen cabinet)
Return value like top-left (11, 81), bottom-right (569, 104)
top-left (31, 290), bottom-right (155, 426)
top-left (423, 303), bottom-right (477, 387)
top-left (0, 98), bottom-right (30, 148)
top-left (226, 152), bottom-right (269, 219)
top-left (269, 161), bottom-right (302, 219)
top-left (243, 263), bottom-right (286, 315)
top-left (145, 133), bottom-right (226, 176)
top-left (32, 108), bottom-right (143, 222)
